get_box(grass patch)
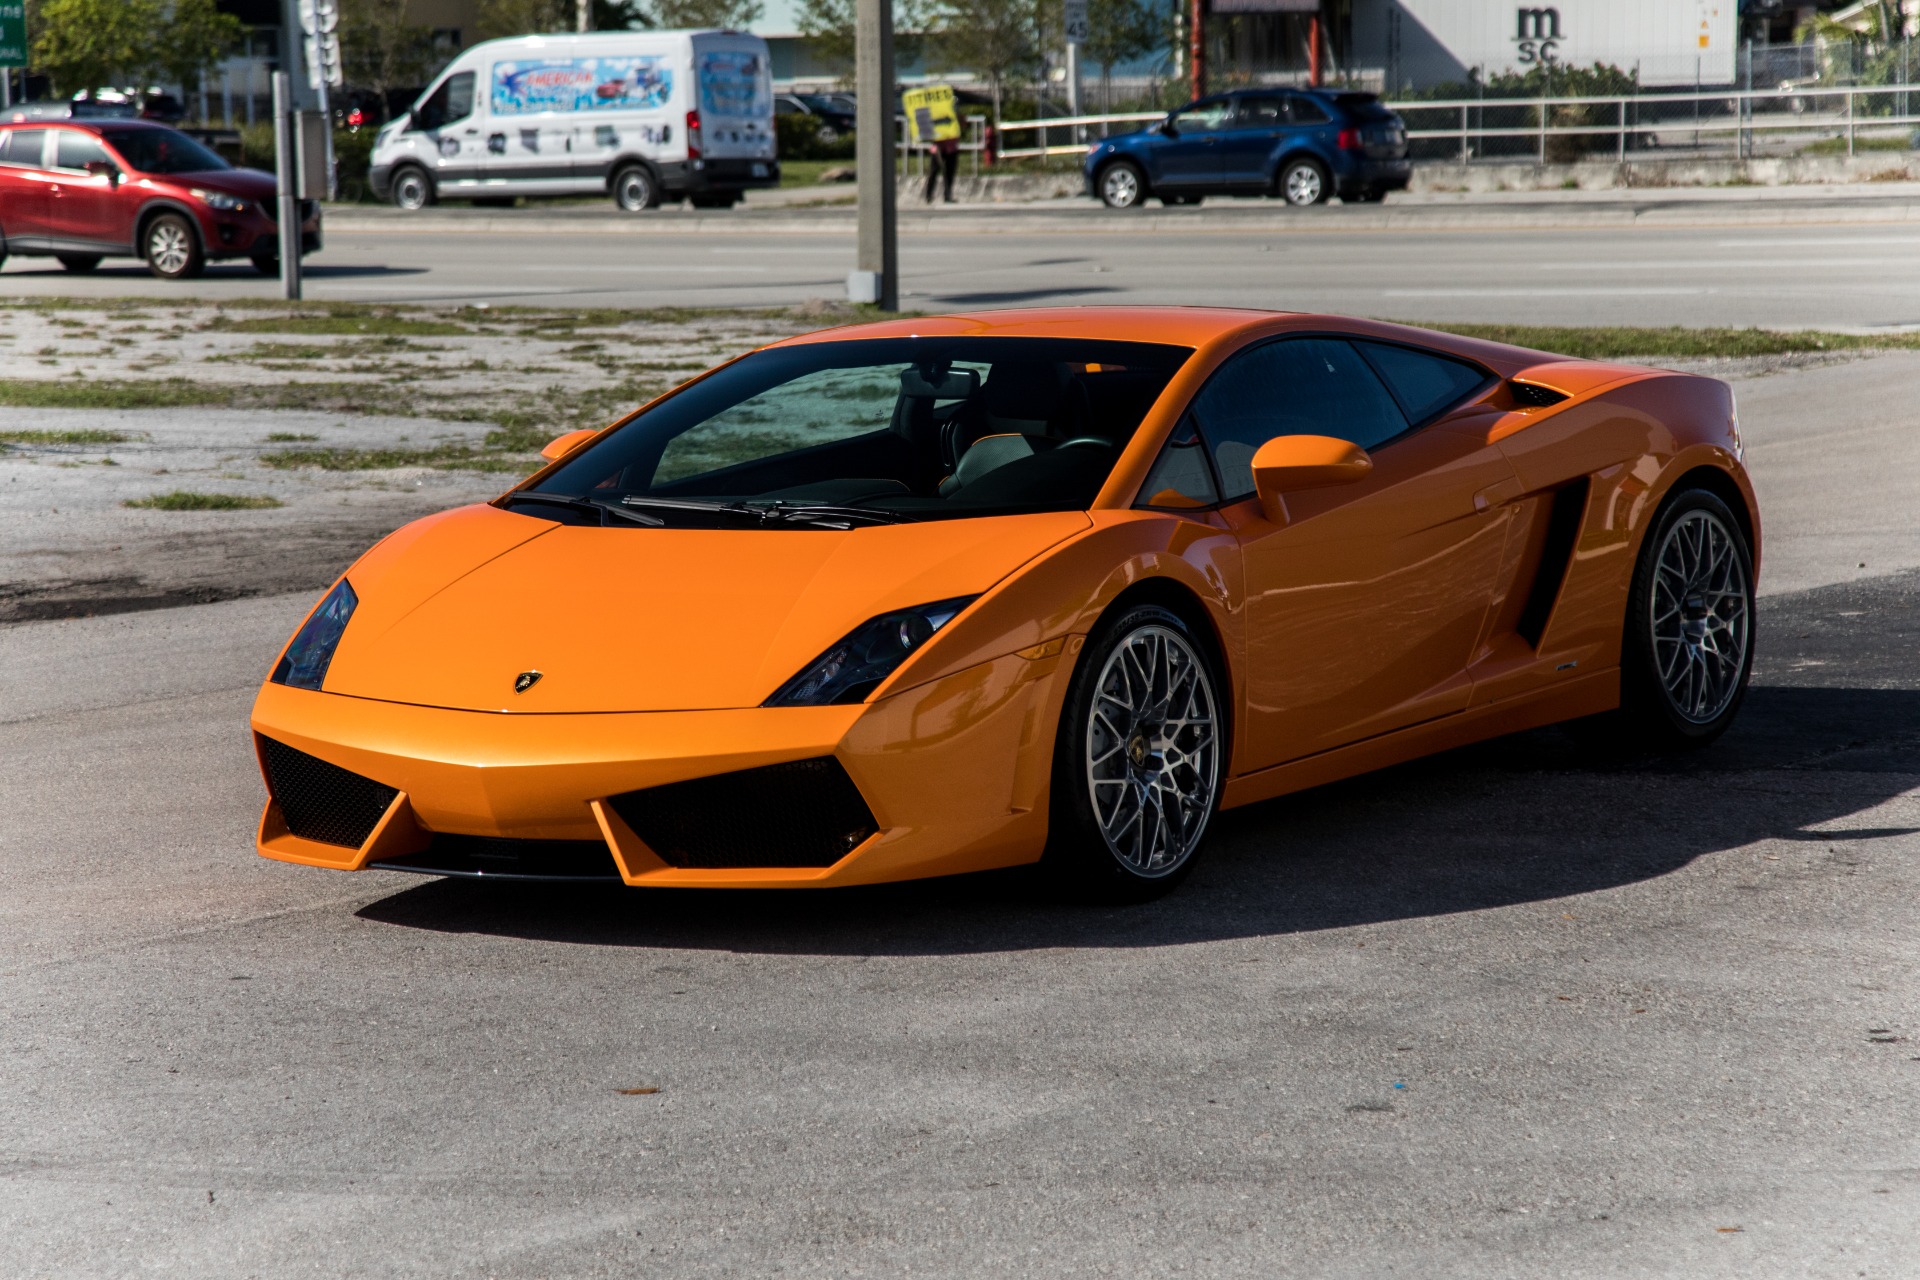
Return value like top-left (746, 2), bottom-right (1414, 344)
top-left (1412, 324), bottom-right (1920, 360)
top-left (0, 428), bottom-right (136, 445)
top-left (0, 379), bottom-right (225, 410)
top-left (1801, 135), bottom-right (1913, 155)
top-left (125, 491), bottom-right (283, 510)
top-left (260, 442), bottom-right (534, 472)
top-left (263, 432), bottom-right (321, 442)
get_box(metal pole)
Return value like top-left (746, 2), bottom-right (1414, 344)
top-left (1190, 0), bottom-right (1205, 100)
top-left (1618, 98), bottom-right (1625, 163)
top-left (850, 0), bottom-right (896, 309)
top-left (1538, 95), bottom-right (1546, 165)
top-left (1067, 43), bottom-right (1082, 142)
top-left (273, 72), bottom-right (302, 301)
top-left (1847, 88), bottom-right (1855, 155)
top-left (1460, 102), bottom-right (1468, 163)
top-left (577, 0), bottom-right (590, 31)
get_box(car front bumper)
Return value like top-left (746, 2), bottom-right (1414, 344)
top-left (250, 641), bottom-right (1076, 888)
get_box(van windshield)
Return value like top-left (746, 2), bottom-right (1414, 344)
top-left (517, 337), bottom-right (1193, 529)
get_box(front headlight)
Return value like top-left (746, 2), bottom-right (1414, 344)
top-left (191, 188), bottom-right (249, 212)
top-left (765, 596), bottom-right (977, 707)
top-left (271, 579), bottom-right (357, 691)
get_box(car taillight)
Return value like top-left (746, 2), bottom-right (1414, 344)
top-left (686, 109), bottom-right (702, 159)
top-left (1337, 128), bottom-right (1361, 151)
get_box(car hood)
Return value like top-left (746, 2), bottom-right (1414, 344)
top-left (319, 502), bottom-right (1091, 713)
top-left (159, 167), bottom-right (276, 199)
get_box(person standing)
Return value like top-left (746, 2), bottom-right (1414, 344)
top-left (924, 134), bottom-right (959, 204)
top-left (905, 83), bottom-right (963, 205)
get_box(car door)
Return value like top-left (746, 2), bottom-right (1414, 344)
top-left (1151, 97), bottom-right (1232, 190)
top-left (46, 129), bottom-right (128, 251)
top-left (0, 128), bottom-right (55, 247)
top-left (1217, 95), bottom-right (1283, 190)
top-left (1192, 335), bottom-right (1519, 772)
top-left (409, 70), bottom-right (485, 195)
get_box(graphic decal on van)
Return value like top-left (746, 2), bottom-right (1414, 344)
top-left (697, 51), bottom-right (767, 118)
top-left (491, 57), bottom-right (673, 115)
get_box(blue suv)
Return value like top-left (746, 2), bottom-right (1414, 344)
top-left (1085, 89), bottom-right (1410, 209)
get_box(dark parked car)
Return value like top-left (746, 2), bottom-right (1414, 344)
top-left (1085, 88), bottom-right (1410, 209)
top-left (0, 120), bottom-right (319, 279)
top-left (775, 93), bottom-right (855, 141)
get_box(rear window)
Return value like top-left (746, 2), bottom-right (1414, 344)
top-left (0, 128), bottom-right (46, 166)
top-left (1330, 92), bottom-right (1395, 122)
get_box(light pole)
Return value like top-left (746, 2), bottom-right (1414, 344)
top-left (850, 0), bottom-right (898, 309)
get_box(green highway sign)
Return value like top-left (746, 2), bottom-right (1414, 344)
top-left (0, 0), bottom-right (25, 69)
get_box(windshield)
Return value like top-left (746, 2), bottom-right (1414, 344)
top-left (524, 337), bottom-right (1193, 528)
top-left (102, 128), bottom-right (230, 173)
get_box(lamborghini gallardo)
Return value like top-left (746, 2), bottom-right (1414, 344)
top-left (251, 308), bottom-right (1757, 899)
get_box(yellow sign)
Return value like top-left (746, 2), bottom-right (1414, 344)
top-left (903, 84), bottom-right (961, 145)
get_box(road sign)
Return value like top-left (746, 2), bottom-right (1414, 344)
top-left (1064, 0), bottom-right (1089, 45)
top-left (0, 1), bottom-right (28, 69)
top-left (298, 0), bottom-right (343, 87)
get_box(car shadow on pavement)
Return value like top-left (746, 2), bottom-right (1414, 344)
top-left (1, 263), bottom-right (427, 280)
top-left (353, 679), bottom-right (1920, 957)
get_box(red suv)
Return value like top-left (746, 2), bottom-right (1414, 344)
top-left (0, 120), bottom-right (320, 279)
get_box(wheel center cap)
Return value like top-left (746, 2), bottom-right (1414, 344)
top-left (1128, 733), bottom-right (1151, 768)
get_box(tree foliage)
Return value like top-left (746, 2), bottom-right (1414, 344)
top-left (1080, 0), bottom-right (1159, 107)
top-left (931, 0), bottom-right (1045, 117)
top-left (339, 0), bottom-right (438, 105)
top-left (647, 0), bottom-right (763, 29)
top-left (476, 0), bottom-right (647, 40)
top-left (795, 0), bottom-right (934, 83)
top-left (32, 0), bottom-right (238, 95)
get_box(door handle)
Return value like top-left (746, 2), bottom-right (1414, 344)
top-left (1473, 477), bottom-right (1525, 513)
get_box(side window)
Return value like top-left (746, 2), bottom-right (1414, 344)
top-left (1232, 96), bottom-right (1285, 129)
top-left (1188, 338), bottom-right (1408, 499)
top-left (0, 128), bottom-right (47, 166)
top-left (55, 131), bottom-right (108, 172)
top-left (1288, 96), bottom-right (1330, 125)
top-left (1171, 98), bottom-right (1233, 132)
top-left (1353, 341), bottom-right (1492, 425)
top-left (416, 71), bottom-right (475, 130)
top-left (1136, 417), bottom-right (1219, 509)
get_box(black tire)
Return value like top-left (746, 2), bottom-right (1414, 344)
top-left (1278, 157), bottom-right (1330, 206)
top-left (57, 254), bottom-right (102, 272)
top-left (612, 164), bottom-right (659, 212)
top-left (1096, 160), bottom-right (1147, 210)
top-left (1040, 603), bottom-right (1226, 902)
top-left (250, 254), bottom-right (278, 276)
top-left (390, 165), bottom-right (434, 211)
top-left (142, 213), bottom-right (203, 280)
top-left (1596, 487), bottom-right (1755, 750)
top-left (689, 193), bottom-right (739, 209)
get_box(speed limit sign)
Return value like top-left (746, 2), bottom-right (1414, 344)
top-left (1064, 0), bottom-right (1088, 44)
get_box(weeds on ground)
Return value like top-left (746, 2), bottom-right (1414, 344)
top-left (0, 428), bottom-right (137, 445)
top-left (124, 491), bottom-right (284, 510)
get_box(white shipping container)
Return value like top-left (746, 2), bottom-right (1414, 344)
top-left (1357, 0), bottom-right (1736, 89)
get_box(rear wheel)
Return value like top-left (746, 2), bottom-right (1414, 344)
top-left (1097, 161), bottom-right (1147, 210)
top-left (390, 165), bottom-right (434, 211)
top-left (143, 213), bottom-right (203, 280)
top-left (612, 164), bottom-right (659, 212)
top-left (1042, 604), bottom-right (1224, 902)
top-left (1279, 157), bottom-right (1329, 206)
top-left (57, 254), bottom-right (102, 272)
top-left (250, 253), bottom-right (278, 276)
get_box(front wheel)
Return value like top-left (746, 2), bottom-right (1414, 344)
top-left (1097, 161), bottom-right (1147, 210)
top-left (390, 166), bottom-right (434, 211)
top-left (250, 254), bottom-right (278, 277)
top-left (143, 213), bottom-right (203, 280)
top-left (612, 164), bottom-right (659, 212)
top-left (57, 254), bottom-right (102, 272)
top-left (1042, 604), bottom-right (1224, 901)
top-left (1279, 157), bottom-right (1329, 206)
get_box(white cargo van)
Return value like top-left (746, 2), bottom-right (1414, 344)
top-left (369, 30), bottom-right (778, 211)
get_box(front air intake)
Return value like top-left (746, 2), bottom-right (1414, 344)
top-left (370, 835), bottom-right (622, 881)
top-left (259, 736), bottom-right (398, 848)
top-left (609, 757), bottom-right (878, 869)
top-left (1510, 380), bottom-right (1569, 408)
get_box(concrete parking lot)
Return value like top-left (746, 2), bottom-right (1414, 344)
top-left (4, 195), bottom-right (1920, 1277)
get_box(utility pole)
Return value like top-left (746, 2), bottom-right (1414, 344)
top-left (577, 0), bottom-right (590, 32)
top-left (273, 71), bottom-right (303, 301)
top-left (849, 0), bottom-right (897, 309)
top-left (1189, 0), bottom-right (1205, 101)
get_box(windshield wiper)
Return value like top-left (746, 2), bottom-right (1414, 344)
top-left (618, 495), bottom-right (904, 528)
top-left (504, 493), bottom-right (664, 527)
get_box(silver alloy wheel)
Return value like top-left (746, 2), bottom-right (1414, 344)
top-left (147, 220), bottom-right (192, 275)
top-left (615, 167), bottom-right (655, 212)
top-left (1283, 162), bottom-right (1324, 206)
top-left (1650, 508), bottom-right (1751, 724)
top-left (1084, 624), bottom-right (1220, 876)
top-left (393, 169), bottom-right (429, 210)
top-left (1101, 165), bottom-right (1140, 208)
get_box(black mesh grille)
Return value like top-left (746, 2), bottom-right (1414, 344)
top-left (1510, 380), bottom-right (1570, 408)
top-left (371, 835), bottom-right (621, 881)
top-left (609, 757), bottom-right (878, 869)
top-left (259, 736), bottom-right (398, 849)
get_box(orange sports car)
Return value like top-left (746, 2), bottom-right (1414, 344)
top-left (250, 307), bottom-right (1757, 900)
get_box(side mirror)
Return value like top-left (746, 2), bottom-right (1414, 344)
top-left (540, 428), bottom-right (598, 461)
top-left (1250, 434), bottom-right (1372, 525)
top-left (1158, 120), bottom-right (1178, 137)
top-left (84, 159), bottom-right (120, 186)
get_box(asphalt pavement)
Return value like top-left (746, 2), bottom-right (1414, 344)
top-left (10, 186), bottom-right (1920, 327)
top-left (4, 336), bottom-right (1920, 1275)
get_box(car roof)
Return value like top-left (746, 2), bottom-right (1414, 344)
top-left (0, 118), bottom-right (168, 132)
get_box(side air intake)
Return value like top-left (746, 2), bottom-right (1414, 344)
top-left (1510, 380), bottom-right (1570, 408)
top-left (258, 736), bottom-right (398, 848)
top-left (609, 757), bottom-right (878, 869)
